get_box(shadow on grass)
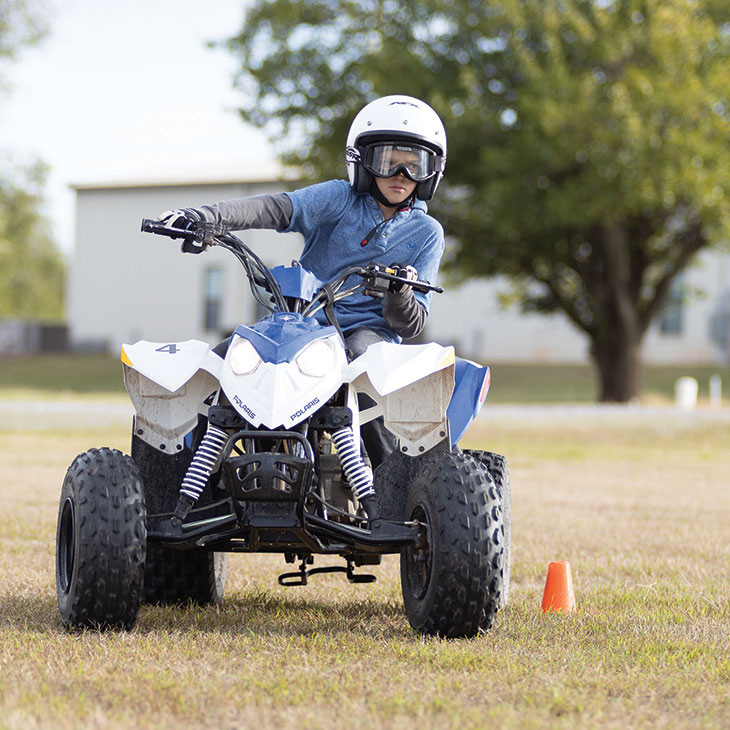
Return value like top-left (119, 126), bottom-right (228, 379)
top-left (137, 588), bottom-right (411, 639)
top-left (0, 590), bottom-right (412, 640)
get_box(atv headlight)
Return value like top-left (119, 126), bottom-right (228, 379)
top-left (229, 337), bottom-right (262, 375)
top-left (296, 338), bottom-right (336, 378)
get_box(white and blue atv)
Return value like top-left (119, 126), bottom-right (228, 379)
top-left (55, 219), bottom-right (511, 638)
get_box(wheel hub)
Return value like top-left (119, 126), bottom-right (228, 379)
top-left (404, 504), bottom-right (432, 600)
top-left (57, 497), bottom-right (76, 595)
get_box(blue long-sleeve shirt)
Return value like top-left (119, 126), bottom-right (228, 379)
top-left (283, 180), bottom-right (444, 340)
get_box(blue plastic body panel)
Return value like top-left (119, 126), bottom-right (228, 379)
top-left (270, 265), bottom-right (324, 302)
top-left (232, 313), bottom-right (339, 364)
top-left (446, 357), bottom-right (491, 446)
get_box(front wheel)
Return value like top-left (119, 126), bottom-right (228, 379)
top-left (56, 448), bottom-right (146, 630)
top-left (400, 451), bottom-right (505, 638)
top-left (463, 449), bottom-right (511, 610)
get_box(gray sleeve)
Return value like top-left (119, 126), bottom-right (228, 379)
top-left (189, 193), bottom-right (293, 231)
top-left (382, 290), bottom-right (427, 339)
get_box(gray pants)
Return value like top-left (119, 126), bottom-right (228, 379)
top-left (344, 328), bottom-right (397, 469)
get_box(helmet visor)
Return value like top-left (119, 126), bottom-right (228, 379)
top-left (363, 143), bottom-right (441, 182)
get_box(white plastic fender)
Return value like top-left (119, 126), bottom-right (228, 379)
top-left (121, 340), bottom-right (223, 453)
top-left (344, 341), bottom-right (456, 395)
top-left (121, 339), bottom-right (223, 393)
top-left (346, 342), bottom-right (456, 454)
top-left (123, 367), bottom-right (220, 453)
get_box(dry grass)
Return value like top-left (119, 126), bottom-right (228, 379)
top-left (1, 406), bottom-right (729, 730)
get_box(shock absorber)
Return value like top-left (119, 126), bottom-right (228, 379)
top-left (331, 426), bottom-right (379, 521)
top-left (171, 422), bottom-right (229, 525)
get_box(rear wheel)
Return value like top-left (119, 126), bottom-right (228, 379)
top-left (143, 546), bottom-right (227, 605)
top-left (56, 448), bottom-right (146, 630)
top-left (400, 451), bottom-right (505, 638)
top-left (464, 449), bottom-right (511, 611)
top-left (132, 435), bottom-right (228, 605)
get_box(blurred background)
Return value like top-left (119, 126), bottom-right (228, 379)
top-left (2, 0), bottom-right (729, 403)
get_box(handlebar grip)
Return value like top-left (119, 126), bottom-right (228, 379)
top-left (140, 218), bottom-right (195, 239)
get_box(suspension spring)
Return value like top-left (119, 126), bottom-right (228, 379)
top-left (179, 422), bottom-right (229, 503)
top-left (331, 426), bottom-right (375, 502)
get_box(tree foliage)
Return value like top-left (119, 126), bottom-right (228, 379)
top-left (226, 0), bottom-right (730, 400)
top-left (1, 0), bottom-right (63, 321)
top-left (0, 0), bottom-right (46, 76)
top-left (0, 163), bottom-right (65, 319)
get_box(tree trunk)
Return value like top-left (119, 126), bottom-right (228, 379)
top-left (591, 223), bottom-right (645, 402)
top-left (591, 333), bottom-right (643, 402)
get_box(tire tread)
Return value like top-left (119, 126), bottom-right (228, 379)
top-left (56, 448), bottom-right (146, 630)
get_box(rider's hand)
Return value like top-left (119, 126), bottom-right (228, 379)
top-left (388, 263), bottom-right (418, 294)
top-left (158, 208), bottom-right (203, 237)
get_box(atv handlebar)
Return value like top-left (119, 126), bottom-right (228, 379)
top-left (141, 217), bottom-right (443, 302)
top-left (347, 264), bottom-right (443, 295)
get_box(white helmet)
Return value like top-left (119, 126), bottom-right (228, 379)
top-left (346, 95), bottom-right (447, 201)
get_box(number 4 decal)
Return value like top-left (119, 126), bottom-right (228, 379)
top-left (155, 344), bottom-right (179, 355)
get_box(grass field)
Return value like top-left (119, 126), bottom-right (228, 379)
top-left (2, 352), bottom-right (730, 404)
top-left (1, 402), bottom-right (728, 729)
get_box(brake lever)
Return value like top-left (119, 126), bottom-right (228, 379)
top-left (361, 264), bottom-right (444, 296)
top-left (406, 279), bottom-right (444, 294)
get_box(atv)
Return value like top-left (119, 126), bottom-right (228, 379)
top-left (55, 219), bottom-right (511, 638)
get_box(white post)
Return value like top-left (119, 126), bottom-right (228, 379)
top-left (709, 374), bottom-right (722, 408)
top-left (675, 377), bottom-right (698, 410)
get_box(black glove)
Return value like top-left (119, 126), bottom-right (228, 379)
top-left (158, 208), bottom-right (203, 237)
top-left (158, 208), bottom-right (212, 253)
top-left (388, 263), bottom-right (418, 293)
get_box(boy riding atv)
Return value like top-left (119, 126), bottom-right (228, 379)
top-left (159, 95), bottom-right (448, 515)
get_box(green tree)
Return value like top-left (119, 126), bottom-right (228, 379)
top-left (0, 0), bottom-right (46, 89)
top-left (1, 0), bottom-right (64, 321)
top-left (0, 163), bottom-right (65, 319)
top-left (226, 0), bottom-right (730, 401)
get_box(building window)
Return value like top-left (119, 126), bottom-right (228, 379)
top-left (203, 267), bottom-right (224, 332)
top-left (660, 276), bottom-right (684, 335)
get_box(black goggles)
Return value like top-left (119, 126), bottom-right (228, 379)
top-left (362, 143), bottom-right (442, 182)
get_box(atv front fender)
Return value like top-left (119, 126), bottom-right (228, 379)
top-left (121, 340), bottom-right (222, 392)
top-left (347, 342), bottom-right (456, 455)
top-left (121, 340), bottom-right (222, 453)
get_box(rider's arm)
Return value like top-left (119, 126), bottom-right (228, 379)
top-left (382, 290), bottom-right (427, 339)
top-left (172, 193), bottom-right (294, 231)
top-left (198, 193), bottom-right (293, 230)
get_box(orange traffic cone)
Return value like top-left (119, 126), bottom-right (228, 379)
top-left (541, 561), bottom-right (576, 613)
